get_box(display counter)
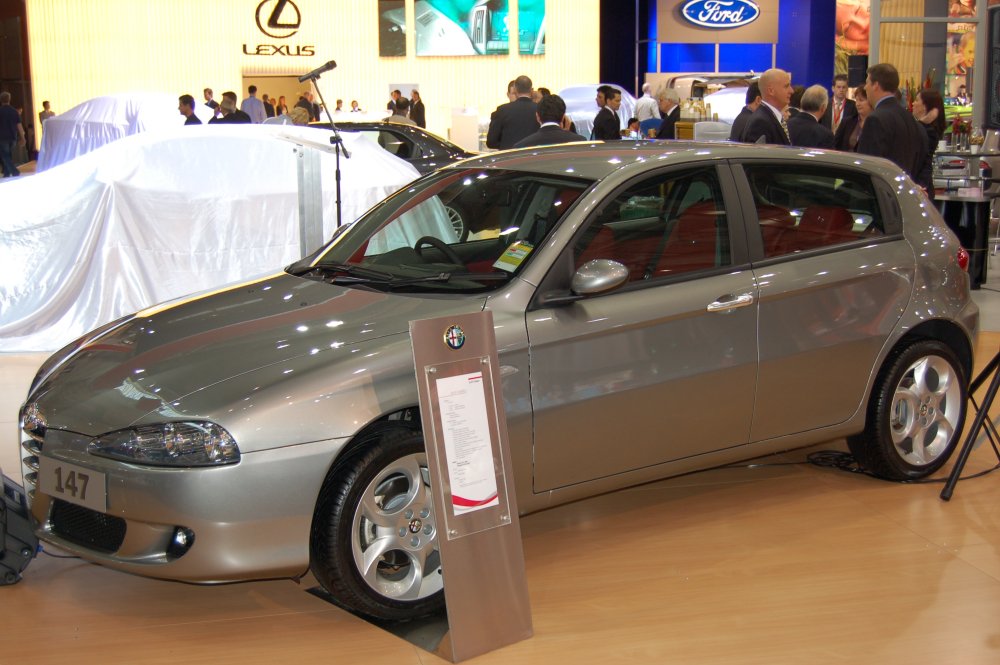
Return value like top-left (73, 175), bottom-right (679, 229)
top-left (936, 191), bottom-right (998, 289)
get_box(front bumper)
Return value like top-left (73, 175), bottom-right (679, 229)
top-left (24, 428), bottom-right (346, 583)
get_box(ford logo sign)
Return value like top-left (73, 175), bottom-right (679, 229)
top-left (681, 0), bottom-right (760, 29)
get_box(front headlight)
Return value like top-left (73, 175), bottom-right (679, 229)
top-left (89, 422), bottom-right (241, 467)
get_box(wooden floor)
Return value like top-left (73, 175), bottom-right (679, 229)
top-left (3, 336), bottom-right (1000, 664)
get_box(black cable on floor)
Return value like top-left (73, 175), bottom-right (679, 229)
top-left (805, 450), bottom-right (881, 478)
top-left (804, 449), bottom-right (1000, 484)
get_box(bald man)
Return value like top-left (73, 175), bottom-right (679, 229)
top-left (741, 68), bottom-right (793, 145)
top-left (634, 82), bottom-right (659, 122)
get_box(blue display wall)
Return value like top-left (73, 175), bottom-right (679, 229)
top-left (602, 0), bottom-right (836, 93)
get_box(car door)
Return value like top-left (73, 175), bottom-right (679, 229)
top-left (526, 163), bottom-right (760, 492)
top-left (735, 160), bottom-right (914, 441)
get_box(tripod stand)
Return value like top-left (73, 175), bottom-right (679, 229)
top-left (941, 348), bottom-right (1000, 500)
top-left (299, 60), bottom-right (350, 229)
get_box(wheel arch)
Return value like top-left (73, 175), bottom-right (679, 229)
top-left (309, 405), bottom-right (424, 530)
top-left (853, 318), bottom-right (974, 437)
top-left (328, 406), bottom-right (423, 472)
top-left (894, 319), bottom-right (975, 382)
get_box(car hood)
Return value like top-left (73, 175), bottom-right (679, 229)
top-left (27, 273), bottom-right (486, 436)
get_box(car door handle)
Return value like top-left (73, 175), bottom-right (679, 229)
top-left (706, 293), bottom-right (755, 313)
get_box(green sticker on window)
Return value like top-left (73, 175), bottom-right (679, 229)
top-left (493, 241), bottom-right (534, 272)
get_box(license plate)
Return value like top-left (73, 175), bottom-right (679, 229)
top-left (38, 457), bottom-right (107, 512)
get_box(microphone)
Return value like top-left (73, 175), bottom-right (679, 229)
top-left (298, 60), bottom-right (337, 82)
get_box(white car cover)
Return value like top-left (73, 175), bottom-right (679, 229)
top-left (0, 124), bottom-right (423, 352)
top-left (701, 86), bottom-right (748, 126)
top-left (37, 93), bottom-right (215, 172)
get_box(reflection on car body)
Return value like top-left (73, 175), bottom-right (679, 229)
top-left (19, 141), bottom-right (978, 622)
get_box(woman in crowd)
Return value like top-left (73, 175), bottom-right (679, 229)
top-left (275, 95), bottom-right (289, 116)
top-left (913, 89), bottom-right (946, 200)
top-left (834, 84), bottom-right (870, 151)
top-left (913, 88), bottom-right (946, 150)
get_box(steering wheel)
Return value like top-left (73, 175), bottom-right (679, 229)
top-left (414, 236), bottom-right (463, 265)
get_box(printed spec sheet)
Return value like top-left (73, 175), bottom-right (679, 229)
top-left (436, 371), bottom-right (500, 515)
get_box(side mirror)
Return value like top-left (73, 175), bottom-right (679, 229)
top-left (571, 259), bottom-right (629, 295)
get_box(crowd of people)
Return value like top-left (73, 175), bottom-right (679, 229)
top-left (180, 86), bottom-right (428, 129)
top-left (0, 92), bottom-right (49, 177)
top-left (1, 61), bottom-right (952, 189)
top-left (484, 64), bottom-right (941, 199)
top-left (727, 64), bottom-right (936, 196)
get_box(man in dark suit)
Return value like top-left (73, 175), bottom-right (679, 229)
top-left (591, 85), bottom-right (621, 140)
top-left (857, 63), bottom-right (929, 189)
top-left (741, 68), bottom-right (793, 145)
top-left (486, 75), bottom-right (540, 150)
top-left (655, 88), bottom-right (680, 139)
top-left (513, 94), bottom-right (582, 147)
top-left (386, 89), bottom-right (401, 113)
top-left (203, 88), bottom-right (220, 118)
top-left (821, 74), bottom-right (857, 134)
top-left (729, 81), bottom-right (761, 142)
top-left (787, 85), bottom-right (835, 149)
top-left (208, 98), bottom-right (251, 124)
top-left (178, 94), bottom-right (202, 125)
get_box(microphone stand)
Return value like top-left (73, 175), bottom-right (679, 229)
top-left (301, 71), bottom-right (350, 229)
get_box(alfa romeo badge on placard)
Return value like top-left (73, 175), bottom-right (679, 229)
top-left (444, 324), bottom-right (466, 350)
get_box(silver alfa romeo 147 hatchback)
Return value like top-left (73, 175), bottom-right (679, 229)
top-left (19, 141), bottom-right (978, 620)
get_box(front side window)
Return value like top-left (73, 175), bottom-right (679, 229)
top-left (294, 169), bottom-right (591, 293)
top-left (743, 164), bottom-right (884, 258)
top-left (573, 166), bottom-right (730, 282)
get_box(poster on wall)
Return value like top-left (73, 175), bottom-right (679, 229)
top-left (379, 0), bottom-right (406, 57)
top-left (834, 0), bottom-right (870, 76)
top-left (518, 0), bottom-right (545, 55)
top-left (947, 22), bottom-right (975, 100)
top-left (415, 0), bottom-right (510, 56)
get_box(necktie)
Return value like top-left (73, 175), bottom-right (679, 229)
top-left (833, 102), bottom-right (842, 129)
top-left (780, 116), bottom-right (789, 142)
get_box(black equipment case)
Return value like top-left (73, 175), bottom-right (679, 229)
top-left (1, 469), bottom-right (38, 585)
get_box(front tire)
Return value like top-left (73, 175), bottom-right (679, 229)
top-left (310, 428), bottom-right (444, 621)
top-left (848, 340), bottom-right (967, 480)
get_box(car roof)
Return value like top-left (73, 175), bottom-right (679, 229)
top-left (446, 141), bottom-right (908, 183)
top-left (310, 120), bottom-right (470, 152)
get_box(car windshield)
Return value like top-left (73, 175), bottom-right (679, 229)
top-left (290, 168), bottom-right (593, 293)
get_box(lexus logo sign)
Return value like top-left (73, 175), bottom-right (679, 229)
top-left (256, 0), bottom-right (301, 39)
top-left (246, 0), bottom-right (314, 56)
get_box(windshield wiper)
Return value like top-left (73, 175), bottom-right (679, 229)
top-left (287, 263), bottom-right (396, 283)
top-left (380, 271), bottom-right (512, 289)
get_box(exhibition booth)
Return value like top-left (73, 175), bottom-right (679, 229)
top-left (3, 2), bottom-right (1000, 663)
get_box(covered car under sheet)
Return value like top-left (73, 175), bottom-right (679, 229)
top-left (0, 124), bottom-right (426, 352)
top-left (36, 93), bottom-right (216, 172)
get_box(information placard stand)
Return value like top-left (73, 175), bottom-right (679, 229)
top-left (409, 311), bottom-right (532, 662)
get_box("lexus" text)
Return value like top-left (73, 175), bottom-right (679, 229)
top-left (243, 44), bottom-right (316, 56)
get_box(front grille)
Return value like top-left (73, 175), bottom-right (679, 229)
top-left (20, 437), bottom-right (41, 506)
top-left (50, 500), bottom-right (126, 554)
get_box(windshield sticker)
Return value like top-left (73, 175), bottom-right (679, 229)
top-left (493, 241), bottom-right (534, 272)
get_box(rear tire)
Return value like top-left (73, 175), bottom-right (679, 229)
top-left (310, 428), bottom-right (444, 621)
top-left (848, 340), bottom-right (967, 480)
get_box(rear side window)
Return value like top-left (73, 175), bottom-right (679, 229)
top-left (377, 130), bottom-right (421, 159)
top-left (742, 164), bottom-right (885, 258)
